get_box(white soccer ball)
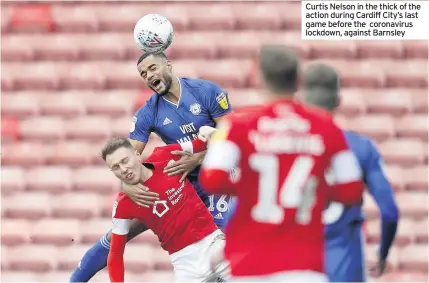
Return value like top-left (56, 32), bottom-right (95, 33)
top-left (133, 14), bottom-right (174, 53)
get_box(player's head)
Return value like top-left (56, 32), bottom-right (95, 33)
top-left (102, 137), bottom-right (143, 185)
top-left (259, 44), bottom-right (298, 95)
top-left (137, 52), bottom-right (173, 96)
top-left (302, 63), bottom-right (340, 112)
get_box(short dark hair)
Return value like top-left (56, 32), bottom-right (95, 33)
top-left (303, 63), bottom-right (340, 92)
top-left (101, 137), bottom-right (133, 161)
top-left (259, 45), bottom-right (298, 93)
top-left (137, 52), bottom-right (168, 65)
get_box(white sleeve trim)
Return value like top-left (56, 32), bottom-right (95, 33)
top-left (180, 141), bottom-right (194, 154)
top-left (112, 218), bottom-right (131, 235)
top-left (202, 140), bottom-right (240, 172)
top-left (331, 150), bottom-right (362, 184)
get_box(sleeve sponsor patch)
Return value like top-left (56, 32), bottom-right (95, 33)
top-left (130, 116), bottom-right (137, 133)
top-left (216, 93), bottom-right (229, 110)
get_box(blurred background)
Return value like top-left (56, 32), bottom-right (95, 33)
top-left (1, 0), bottom-right (428, 282)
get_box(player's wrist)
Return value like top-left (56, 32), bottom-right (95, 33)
top-left (196, 150), bottom-right (206, 165)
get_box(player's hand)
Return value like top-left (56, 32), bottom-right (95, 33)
top-left (164, 151), bottom-right (205, 182)
top-left (369, 257), bottom-right (387, 277)
top-left (198, 126), bottom-right (217, 142)
top-left (122, 182), bottom-right (159, 208)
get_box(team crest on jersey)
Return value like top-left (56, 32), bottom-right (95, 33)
top-left (216, 93), bottom-right (229, 110)
top-left (130, 116), bottom-right (137, 133)
top-left (189, 103), bottom-right (202, 115)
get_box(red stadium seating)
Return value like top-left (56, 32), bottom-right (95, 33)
top-left (1, 1), bottom-right (427, 281)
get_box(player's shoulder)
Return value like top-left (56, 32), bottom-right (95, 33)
top-left (344, 130), bottom-right (377, 151)
top-left (135, 94), bottom-right (158, 114)
top-left (181, 78), bottom-right (223, 96)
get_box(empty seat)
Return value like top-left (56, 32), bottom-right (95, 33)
top-left (25, 166), bottom-right (72, 193)
top-left (139, 271), bottom-right (174, 282)
top-left (39, 92), bottom-right (86, 117)
top-left (72, 166), bottom-right (120, 194)
top-left (366, 244), bottom-right (399, 270)
top-left (379, 139), bottom-right (425, 166)
top-left (152, 248), bottom-right (173, 271)
top-left (309, 40), bottom-right (357, 59)
top-left (86, 91), bottom-right (136, 116)
top-left (103, 62), bottom-right (144, 89)
top-left (3, 193), bottom-right (51, 220)
top-left (414, 220), bottom-right (428, 243)
top-left (356, 41), bottom-right (404, 59)
top-left (232, 4), bottom-right (283, 30)
top-left (31, 219), bottom-right (80, 245)
top-left (51, 193), bottom-right (102, 220)
top-left (2, 142), bottom-right (47, 166)
top-left (101, 193), bottom-right (119, 217)
top-left (5, 62), bottom-right (62, 90)
top-left (403, 166), bottom-right (428, 192)
top-left (403, 40), bottom-right (428, 58)
top-left (396, 192), bottom-right (428, 219)
top-left (227, 89), bottom-right (265, 108)
top-left (277, 2), bottom-right (301, 30)
top-left (8, 4), bottom-right (53, 33)
top-left (347, 115), bottom-right (395, 141)
top-left (400, 245), bottom-right (428, 272)
top-left (111, 116), bottom-right (133, 137)
top-left (52, 5), bottom-right (99, 32)
top-left (366, 219), bottom-right (412, 247)
top-left (396, 115), bottom-right (427, 140)
top-left (61, 63), bottom-right (106, 90)
top-left (1, 117), bottom-right (20, 142)
top-left (33, 34), bottom-right (80, 61)
top-left (2, 92), bottom-right (40, 117)
top-left (410, 89), bottom-right (428, 113)
top-left (385, 60), bottom-right (428, 88)
top-left (365, 89), bottom-right (413, 115)
top-left (136, 229), bottom-right (161, 246)
top-left (79, 33), bottom-right (127, 60)
top-left (1, 34), bottom-right (35, 61)
top-left (90, 270), bottom-right (110, 282)
top-left (124, 244), bottom-right (155, 272)
top-left (7, 245), bottom-right (56, 272)
top-left (1, 220), bottom-right (32, 246)
top-left (55, 245), bottom-right (92, 270)
top-left (65, 116), bottom-right (111, 141)
top-left (188, 4), bottom-right (235, 31)
top-left (377, 272), bottom-right (428, 282)
top-left (37, 271), bottom-right (76, 282)
top-left (95, 4), bottom-right (151, 32)
top-left (383, 165), bottom-right (405, 191)
top-left (1, 272), bottom-right (38, 282)
top-left (170, 32), bottom-right (219, 59)
top-left (79, 219), bottom-right (112, 244)
top-left (195, 60), bottom-right (252, 88)
top-left (1, 167), bottom-right (25, 194)
top-left (20, 117), bottom-right (65, 141)
top-left (47, 141), bottom-right (95, 167)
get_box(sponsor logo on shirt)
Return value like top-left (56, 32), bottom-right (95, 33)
top-left (216, 93), bottom-right (229, 110)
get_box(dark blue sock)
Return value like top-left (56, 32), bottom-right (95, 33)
top-left (69, 233), bottom-right (111, 282)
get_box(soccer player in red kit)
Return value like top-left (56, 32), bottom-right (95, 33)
top-left (200, 45), bottom-right (364, 282)
top-left (101, 131), bottom-right (229, 282)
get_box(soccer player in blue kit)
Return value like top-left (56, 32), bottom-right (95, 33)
top-left (70, 52), bottom-right (233, 282)
top-left (301, 63), bottom-right (400, 282)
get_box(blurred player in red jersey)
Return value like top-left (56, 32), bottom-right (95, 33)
top-left (199, 45), bottom-right (364, 282)
top-left (101, 129), bottom-right (229, 282)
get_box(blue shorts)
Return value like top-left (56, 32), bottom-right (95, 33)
top-left (325, 222), bottom-right (367, 282)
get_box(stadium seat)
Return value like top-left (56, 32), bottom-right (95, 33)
top-left (33, 34), bottom-right (80, 61)
top-left (276, 2), bottom-right (301, 29)
top-left (139, 271), bottom-right (174, 282)
top-left (51, 193), bottom-right (102, 220)
top-left (347, 115), bottom-right (395, 141)
top-left (194, 59), bottom-right (252, 88)
top-left (79, 33), bottom-right (128, 60)
top-left (4, 62), bottom-right (61, 90)
top-left (8, 4), bottom-right (53, 33)
top-left (31, 219), bottom-right (80, 246)
top-left (152, 248), bottom-right (173, 271)
top-left (377, 272), bottom-right (428, 282)
top-left (403, 40), bottom-right (428, 58)
top-left (95, 4), bottom-right (151, 32)
top-left (25, 166), bottom-right (72, 193)
top-left (1, 34), bottom-right (35, 61)
top-left (383, 165), bottom-right (405, 191)
top-left (1, 167), bottom-right (25, 195)
top-left (410, 89), bottom-right (428, 113)
top-left (1, 220), bottom-right (32, 246)
top-left (51, 5), bottom-right (99, 32)
top-left (72, 166), bottom-right (120, 194)
top-left (1, 117), bottom-right (20, 142)
top-left (379, 139), bottom-right (425, 166)
top-left (309, 40), bottom-right (357, 59)
top-left (395, 115), bottom-right (428, 140)
top-left (61, 62), bottom-right (106, 90)
top-left (2, 92), bottom-right (39, 117)
top-left (396, 192), bottom-right (428, 219)
top-left (39, 91), bottom-right (86, 117)
top-left (227, 89), bottom-right (265, 108)
top-left (2, 142), bottom-right (47, 166)
top-left (1, 6), bottom-right (11, 32)
top-left (37, 271), bottom-right (76, 282)
top-left (171, 32), bottom-right (220, 59)
top-left (415, 220), bottom-right (428, 243)
top-left (399, 245), bottom-right (428, 272)
top-left (90, 270), bottom-right (110, 282)
top-left (356, 41), bottom-right (404, 59)
top-left (7, 245), bottom-right (56, 272)
top-left (3, 193), bottom-right (52, 220)
top-left (231, 3), bottom-right (283, 30)
top-left (1, 65), bottom-right (15, 91)
top-left (334, 88), bottom-right (368, 116)
top-left (55, 245), bottom-right (92, 270)
top-left (187, 4), bottom-right (234, 31)
top-left (86, 90), bottom-right (136, 117)
top-left (79, 219), bottom-right (112, 244)
top-left (104, 62), bottom-right (145, 89)
top-left (47, 141), bottom-right (96, 167)
top-left (111, 116), bottom-right (133, 137)
top-left (101, 193), bottom-right (118, 217)
top-left (20, 117), bottom-right (65, 141)
top-left (366, 219), bottom-right (412, 247)
top-left (65, 116), bottom-right (111, 141)
top-left (385, 60), bottom-right (428, 88)
top-left (1, 271), bottom-right (38, 282)
top-left (403, 166), bottom-right (428, 192)
top-left (366, 244), bottom-right (399, 270)
top-left (123, 244), bottom-right (155, 272)
top-left (365, 89), bottom-right (413, 115)
top-left (134, 229), bottom-right (161, 246)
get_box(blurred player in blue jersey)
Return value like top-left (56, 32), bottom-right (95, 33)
top-left (70, 52), bottom-right (233, 282)
top-left (301, 63), bottom-right (400, 282)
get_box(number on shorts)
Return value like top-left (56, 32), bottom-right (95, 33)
top-left (208, 195), bottom-right (229, 213)
top-left (249, 154), bottom-right (317, 225)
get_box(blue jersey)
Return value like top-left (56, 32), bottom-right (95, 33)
top-left (129, 77), bottom-right (233, 226)
top-left (324, 130), bottom-right (399, 282)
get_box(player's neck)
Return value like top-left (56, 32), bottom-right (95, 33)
top-left (163, 76), bottom-right (180, 104)
top-left (140, 166), bottom-right (153, 183)
top-left (264, 92), bottom-right (296, 103)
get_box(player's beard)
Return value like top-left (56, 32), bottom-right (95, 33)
top-left (154, 72), bottom-right (173, 96)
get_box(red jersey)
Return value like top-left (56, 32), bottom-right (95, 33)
top-left (200, 99), bottom-right (363, 276)
top-left (108, 139), bottom-right (217, 282)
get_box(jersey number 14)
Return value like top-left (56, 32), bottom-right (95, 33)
top-left (250, 154), bottom-right (317, 225)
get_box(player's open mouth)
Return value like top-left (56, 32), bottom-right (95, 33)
top-left (126, 173), bottom-right (133, 179)
top-left (152, 79), bottom-right (162, 90)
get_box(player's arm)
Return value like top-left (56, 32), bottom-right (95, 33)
top-left (108, 201), bottom-right (131, 282)
top-left (327, 125), bottom-right (364, 205)
top-left (204, 81), bottom-right (232, 120)
top-left (129, 104), bottom-right (154, 154)
top-left (200, 120), bottom-right (240, 195)
top-left (364, 138), bottom-right (399, 261)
